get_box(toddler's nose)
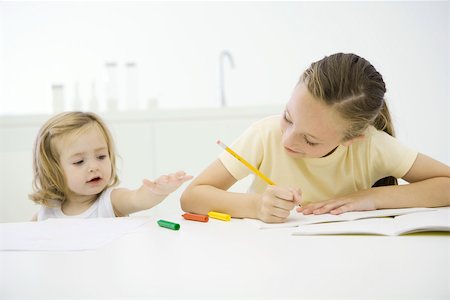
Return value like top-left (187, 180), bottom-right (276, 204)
top-left (88, 162), bottom-right (99, 173)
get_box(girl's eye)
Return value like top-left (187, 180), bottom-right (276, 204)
top-left (304, 136), bottom-right (318, 146)
top-left (98, 155), bottom-right (107, 160)
top-left (283, 111), bottom-right (292, 124)
top-left (73, 160), bottom-right (84, 165)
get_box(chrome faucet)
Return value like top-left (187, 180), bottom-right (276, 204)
top-left (219, 50), bottom-right (235, 107)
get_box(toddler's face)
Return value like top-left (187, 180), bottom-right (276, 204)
top-left (55, 124), bottom-right (112, 202)
top-left (279, 82), bottom-right (348, 159)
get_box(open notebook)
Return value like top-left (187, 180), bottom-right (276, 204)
top-left (292, 207), bottom-right (450, 236)
top-left (247, 207), bottom-right (435, 229)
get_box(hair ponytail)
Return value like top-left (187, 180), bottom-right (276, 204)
top-left (371, 100), bottom-right (398, 187)
top-left (372, 100), bottom-right (395, 137)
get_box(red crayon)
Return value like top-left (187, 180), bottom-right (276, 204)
top-left (182, 213), bottom-right (209, 222)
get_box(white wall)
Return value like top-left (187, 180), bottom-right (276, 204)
top-left (0, 1), bottom-right (449, 164)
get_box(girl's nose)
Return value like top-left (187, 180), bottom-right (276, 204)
top-left (283, 128), bottom-right (296, 146)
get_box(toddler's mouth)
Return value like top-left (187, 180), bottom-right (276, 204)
top-left (87, 177), bottom-right (102, 183)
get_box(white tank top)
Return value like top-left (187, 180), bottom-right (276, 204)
top-left (37, 188), bottom-right (115, 221)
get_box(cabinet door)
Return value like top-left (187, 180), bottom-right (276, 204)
top-left (0, 125), bottom-right (40, 222)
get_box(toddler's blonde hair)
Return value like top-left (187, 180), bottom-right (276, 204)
top-left (29, 111), bottom-right (119, 206)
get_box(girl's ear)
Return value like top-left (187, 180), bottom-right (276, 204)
top-left (341, 134), bottom-right (365, 147)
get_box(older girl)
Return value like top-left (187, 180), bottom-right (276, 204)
top-left (181, 53), bottom-right (450, 223)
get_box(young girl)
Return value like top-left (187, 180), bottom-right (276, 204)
top-left (30, 111), bottom-right (192, 221)
top-left (180, 53), bottom-right (450, 223)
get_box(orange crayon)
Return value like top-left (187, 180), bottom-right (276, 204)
top-left (182, 213), bottom-right (209, 222)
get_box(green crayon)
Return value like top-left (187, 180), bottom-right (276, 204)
top-left (157, 219), bottom-right (180, 230)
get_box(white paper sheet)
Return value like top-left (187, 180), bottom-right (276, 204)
top-left (0, 217), bottom-right (152, 251)
top-left (246, 207), bottom-right (436, 229)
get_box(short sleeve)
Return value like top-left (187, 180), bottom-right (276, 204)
top-left (218, 119), bottom-right (266, 180)
top-left (369, 128), bottom-right (418, 180)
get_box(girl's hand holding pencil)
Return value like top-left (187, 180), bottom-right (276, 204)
top-left (217, 140), bottom-right (301, 223)
top-left (257, 186), bottom-right (302, 223)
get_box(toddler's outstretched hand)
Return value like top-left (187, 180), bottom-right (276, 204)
top-left (143, 171), bottom-right (193, 196)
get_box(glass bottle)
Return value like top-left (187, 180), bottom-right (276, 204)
top-left (89, 81), bottom-right (99, 112)
top-left (52, 84), bottom-right (65, 113)
top-left (105, 62), bottom-right (118, 112)
top-left (72, 81), bottom-right (82, 110)
top-left (125, 62), bottom-right (139, 111)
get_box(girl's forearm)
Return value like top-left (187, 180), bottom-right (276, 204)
top-left (374, 177), bottom-right (450, 209)
top-left (180, 185), bottom-right (260, 219)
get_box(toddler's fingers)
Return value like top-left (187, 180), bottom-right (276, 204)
top-left (178, 171), bottom-right (193, 180)
top-left (167, 171), bottom-right (193, 182)
top-left (174, 170), bottom-right (187, 178)
top-left (165, 173), bottom-right (178, 182)
top-left (172, 172), bottom-right (193, 182)
top-left (181, 174), bottom-right (194, 181)
top-left (142, 179), bottom-right (156, 188)
top-left (156, 175), bottom-right (169, 184)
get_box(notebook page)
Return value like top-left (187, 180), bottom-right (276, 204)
top-left (247, 207), bottom-right (434, 229)
top-left (393, 207), bottom-right (450, 235)
top-left (292, 218), bottom-right (397, 236)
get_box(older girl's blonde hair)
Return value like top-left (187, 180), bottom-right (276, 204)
top-left (301, 53), bottom-right (397, 186)
top-left (29, 111), bottom-right (119, 206)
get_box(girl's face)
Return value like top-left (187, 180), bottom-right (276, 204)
top-left (280, 82), bottom-right (349, 159)
top-left (55, 124), bottom-right (112, 203)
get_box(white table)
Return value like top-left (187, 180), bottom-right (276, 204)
top-left (1, 213), bottom-right (449, 300)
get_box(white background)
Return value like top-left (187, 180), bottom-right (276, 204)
top-left (0, 1), bottom-right (449, 165)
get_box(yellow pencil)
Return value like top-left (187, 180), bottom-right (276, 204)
top-left (217, 140), bottom-right (276, 186)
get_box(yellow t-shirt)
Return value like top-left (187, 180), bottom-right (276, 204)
top-left (219, 115), bottom-right (418, 203)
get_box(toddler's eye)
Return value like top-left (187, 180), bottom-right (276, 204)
top-left (98, 155), bottom-right (107, 160)
top-left (73, 160), bottom-right (84, 165)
